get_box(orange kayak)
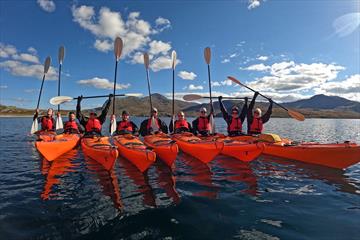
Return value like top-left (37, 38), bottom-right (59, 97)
top-left (113, 134), bottom-right (156, 172)
top-left (81, 137), bottom-right (118, 171)
top-left (144, 133), bottom-right (178, 167)
top-left (35, 133), bottom-right (80, 161)
top-left (172, 133), bottom-right (224, 163)
top-left (218, 137), bottom-right (264, 162)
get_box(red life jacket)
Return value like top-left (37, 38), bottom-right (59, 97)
top-left (229, 117), bottom-right (242, 132)
top-left (64, 120), bottom-right (79, 130)
top-left (146, 118), bottom-right (160, 130)
top-left (249, 117), bottom-right (263, 134)
top-left (85, 118), bottom-right (102, 132)
top-left (175, 119), bottom-right (189, 130)
top-left (41, 117), bottom-right (54, 131)
top-left (117, 121), bottom-right (133, 132)
top-left (198, 117), bottom-right (210, 131)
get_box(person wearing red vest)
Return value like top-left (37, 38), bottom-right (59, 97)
top-left (218, 96), bottom-right (248, 136)
top-left (64, 112), bottom-right (83, 134)
top-left (112, 110), bottom-right (138, 135)
top-left (139, 107), bottom-right (168, 136)
top-left (192, 107), bottom-right (213, 136)
top-left (33, 108), bottom-right (55, 132)
top-left (247, 92), bottom-right (273, 135)
top-left (76, 94), bottom-right (112, 137)
top-left (169, 111), bottom-right (192, 134)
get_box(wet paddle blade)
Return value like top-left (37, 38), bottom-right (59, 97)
top-left (56, 116), bottom-right (64, 130)
top-left (171, 50), bottom-right (177, 69)
top-left (114, 37), bottom-right (123, 61)
top-left (50, 96), bottom-right (73, 105)
top-left (288, 109), bottom-right (305, 121)
top-left (209, 114), bottom-right (215, 134)
top-left (183, 94), bottom-right (202, 101)
top-left (144, 52), bottom-right (150, 69)
top-left (58, 46), bottom-right (65, 64)
top-left (31, 119), bottom-right (38, 134)
top-left (44, 56), bottom-right (51, 74)
top-left (204, 47), bottom-right (211, 65)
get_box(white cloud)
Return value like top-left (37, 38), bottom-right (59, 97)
top-left (243, 63), bottom-right (271, 71)
top-left (221, 58), bottom-right (230, 64)
top-left (188, 84), bottom-right (203, 90)
top-left (178, 71), bottom-right (197, 80)
top-left (155, 17), bottom-right (171, 32)
top-left (0, 60), bottom-right (57, 80)
top-left (149, 40), bottom-right (171, 55)
top-left (77, 77), bottom-right (130, 90)
top-left (0, 43), bottom-right (17, 58)
top-left (28, 47), bottom-right (37, 54)
top-left (257, 55), bottom-right (268, 61)
top-left (37, 0), bottom-right (56, 13)
top-left (212, 79), bottom-right (232, 87)
top-left (333, 12), bottom-right (360, 37)
top-left (248, 0), bottom-right (261, 10)
top-left (315, 74), bottom-right (360, 101)
top-left (24, 89), bottom-right (37, 93)
top-left (150, 55), bottom-right (181, 72)
top-left (12, 53), bottom-right (40, 64)
top-left (229, 53), bottom-right (238, 58)
top-left (0, 85), bottom-right (8, 89)
top-left (94, 39), bottom-right (112, 52)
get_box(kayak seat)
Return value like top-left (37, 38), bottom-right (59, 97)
top-left (124, 142), bottom-right (143, 146)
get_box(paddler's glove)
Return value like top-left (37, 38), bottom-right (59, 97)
top-left (77, 95), bottom-right (83, 103)
top-left (218, 96), bottom-right (223, 102)
top-left (254, 92), bottom-right (259, 98)
top-left (109, 94), bottom-right (114, 100)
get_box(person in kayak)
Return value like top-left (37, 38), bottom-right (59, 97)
top-left (218, 96), bottom-right (248, 136)
top-left (76, 94), bottom-right (113, 137)
top-left (169, 111), bottom-right (192, 134)
top-left (192, 107), bottom-right (213, 136)
top-left (112, 110), bottom-right (138, 135)
top-left (63, 112), bottom-right (83, 134)
top-left (33, 108), bottom-right (55, 132)
top-left (139, 107), bottom-right (168, 136)
top-left (247, 92), bottom-right (273, 135)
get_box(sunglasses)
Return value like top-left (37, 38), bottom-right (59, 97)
top-left (232, 111), bottom-right (238, 114)
top-left (254, 112), bottom-right (260, 114)
top-left (200, 111), bottom-right (206, 113)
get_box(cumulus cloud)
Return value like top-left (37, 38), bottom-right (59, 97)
top-left (27, 47), bottom-right (37, 54)
top-left (248, 0), bottom-right (261, 10)
top-left (257, 55), bottom-right (268, 61)
top-left (155, 17), bottom-right (171, 32)
top-left (333, 12), bottom-right (360, 37)
top-left (150, 55), bottom-right (181, 72)
top-left (0, 43), bottom-right (17, 58)
top-left (12, 53), bottom-right (40, 64)
top-left (0, 60), bottom-right (57, 80)
top-left (178, 71), bottom-right (197, 80)
top-left (94, 39), bottom-right (112, 52)
top-left (149, 40), bottom-right (171, 55)
top-left (221, 58), bottom-right (230, 64)
top-left (212, 79), bottom-right (232, 87)
top-left (37, 0), bottom-right (56, 13)
top-left (187, 84), bottom-right (203, 90)
top-left (77, 77), bottom-right (130, 90)
top-left (243, 63), bottom-right (270, 71)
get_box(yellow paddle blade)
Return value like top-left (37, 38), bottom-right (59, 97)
top-left (288, 109), bottom-right (305, 121)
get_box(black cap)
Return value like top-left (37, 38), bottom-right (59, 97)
top-left (122, 110), bottom-right (129, 115)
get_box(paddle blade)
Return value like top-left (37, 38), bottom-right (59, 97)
top-left (144, 52), bottom-right (150, 69)
top-left (58, 46), bottom-right (65, 64)
top-left (110, 118), bottom-right (117, 135)
top-left (288, 109), bottom-right (305, 121)
top-left (50, 96), bottom-right (73, 105)
top-left (56, 116), bottom-right (64, 130)
top-left (204, 47), bottom-right (211, 65)
top-left (227, 76), bottom-right (242, 85)
top-left (183, 94), bottom-right (202, 101)
top-left (114, 37), bottom-right (123, 61)
top-left (171, 50), bottom-right (177, 69)
top-left (44, 56), bottom-right (51, 74)
top-left (209, 114), bottom-right (215, 134)
top-left (31, 119), bottom-right (38, 134)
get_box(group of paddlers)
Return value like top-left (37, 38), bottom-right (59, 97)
top-left (33, 91), bottom-right (272, 137)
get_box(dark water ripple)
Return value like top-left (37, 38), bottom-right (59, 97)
top-left (0, 117), bottom-right (360, 239)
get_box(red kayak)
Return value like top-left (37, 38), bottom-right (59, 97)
top-left (144, 133), bottom-right (178, 167)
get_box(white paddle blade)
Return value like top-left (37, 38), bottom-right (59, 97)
top-left (50, 96), bottom-right (73, 105)
top-left (183, 94), bottom-right (202, 101)
top-left (204, 47), bottom-right (211, 65)
top-left (144, 52), bottom-right (150, 69)
top-left (125, 93), bottom-right (143, 97)
top-left (171, 50), bottom-right (177, 69)
top-left (31, 120), bottom-right (38, 134)
top-left (58, 46), bottom-right (65, 64)
top-left (209, 114), bottom-right (215, 134)
top-left (56, 116), bottom-right (64, 130)
top-left (114, 37), bottom-right (123, 61)
top-left (110, 119), bottom-right (117, 135)
top-left (44, 56), bottom-right (51, 74)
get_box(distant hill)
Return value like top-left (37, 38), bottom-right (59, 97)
top-left (1, 94), bottom-right (360, 119)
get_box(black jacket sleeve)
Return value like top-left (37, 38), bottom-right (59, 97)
top-left (76, 100), bottom-right (87, 128)
top-left (98, 99), bottom-right (111, 124)
top-left (240, 98), bottom-right (248, 123)
top-left (219, 98), bottom-right (229, 122)
top-left (261, 101), bottom-right (273, 124)
top-left (247, 92), bottom-right (259, 127)
top-left (159, 119), bottom-right (168, 134)
top-left (131, 121), bottom-right (138, 134)
top-left (169, 118), bottom-right (174, 133)
top-left (139, 119), bottom-right (148, 136)
top-left (192, 118), bottom-right (199, 135)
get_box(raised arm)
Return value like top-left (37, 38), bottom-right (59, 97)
top-left (240, 97), bottom-right (248, 123)
top-left (139, 119), bottom-right (148, 136)
top-left (247, 92), bottom-right (259, 125)
top-left (218, 96), bottom-right (229, 121)
top-left (76, 96), bottom-right (87, 127)
top-left (261, 99), bottom-right (273, 124)
top-left (98, 94), bottom-right (112, 124)
top-left (169, 118), bottom-right (174, 133)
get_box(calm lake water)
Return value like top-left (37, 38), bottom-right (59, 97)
top-left (0, 117), bottom-right (359, 240)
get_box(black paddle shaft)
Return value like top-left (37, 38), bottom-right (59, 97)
top-left (112, 60), bottom-right (119, 114)
top-left (36, 74), bottom-right (46, 109)
top-left (73, 94), bottom-right (125, 100)
top-left (57, 63), bottom-right (62, 112)
top-left (146, 68), bottom-right (153, 112)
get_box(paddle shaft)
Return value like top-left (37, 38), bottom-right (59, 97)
top-left (112, 60), bottom-right (118, 114)
top-left (172, 68), bottom-right (175, 117)
top-left (74, 94), bottom-right (125, 100)
top-left (207, 64), bottom-right (213, 108)
top-left (145, 68), bottom-right (153, 111)
top-left (36, 74), bottom-right (46, 109)
top-left (57, 63), bottom-right (62, 112)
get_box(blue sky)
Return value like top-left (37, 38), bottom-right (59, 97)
top-left (0, 0), bottom-right (359, 109)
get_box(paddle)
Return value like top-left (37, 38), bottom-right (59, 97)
top-left (227, 76), bottom-right (305, 121)
top-left (49, 94), bottom-right (140, 105)
top-left (110, 37), bottom-right (124, 134)
top-left (171, 50), bottom-right (177, 133)
top-left (31, 56), bottom-right (51, 134)
top-left (143, 52), bottom-right (153, 112)
top-left (183, 94), bottom-right (249, 101)
top-left (56, 46), bottom-right (65, 130)
top-left (204, 47), bottom-right (215, 134)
